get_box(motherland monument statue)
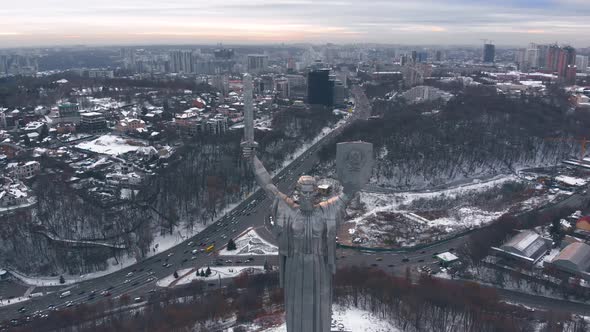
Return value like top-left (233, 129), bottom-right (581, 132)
top-left (241, 73), bottom-right (374, 332)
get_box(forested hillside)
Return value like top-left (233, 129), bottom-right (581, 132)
top-left (0, 107), bottom-right (339, 275)
top-left (320, 92), bottom-right (585, 189)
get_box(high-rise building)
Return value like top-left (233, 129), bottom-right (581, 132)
top-left (435, 50), bottom-right (443, 62)
top-left (416, 51), bottom-right (428, 63)
top-left (307, 69), bottom-right (334, 106)
top-left (214, 48), bottom-right (234, 60)
top-left (210, 75), bottom-right (229, 96)
top-left (576, 55), bottom-right (589, 73)
top-left (274, 78), bottom-right (290, 99)
top-left (556, 46), bottom-right (576, 79)
top-left (333, 80), bottom-right (346, 106)
top-left (247, 54), bottom-right (268, 74)
top-left (517, 44), bottom-right (540, 71)
top-left (565, 65), bottom-right (577, 85)
top-left (121, 48), bottom-right (136, 71)
top-left (483, 43), bottom-right (495, 63)
top-left (0, 55), bottom-right (7, 75)
top-left (546, 44), bottom-right (561, 72)
top-left (169, 50), bottom-right (195, 73)
top-left (537, 45), bottom-right (550, 69)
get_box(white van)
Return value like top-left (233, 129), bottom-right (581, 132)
top-left (59, 291), bottom-right (71, 298)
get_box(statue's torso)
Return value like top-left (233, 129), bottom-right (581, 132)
top-left (274, 199), bottom-right (341, 257)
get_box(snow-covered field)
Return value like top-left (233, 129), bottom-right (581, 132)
top-left (344, 174), bottom-right (553, 247)
top-left (76, 135), bottom-right (148, 155)
top-left (262, 305), bottom-right (400, 332)
top-left (219, 228), bottom-right (278, 256)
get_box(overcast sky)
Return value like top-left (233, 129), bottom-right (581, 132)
top-left (1, 0), bottom-right (588, 48)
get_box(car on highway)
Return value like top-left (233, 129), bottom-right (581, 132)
top-left (167, 252), bottom-right (175, 257)
top-left (59, 291), bottom-right (71, 298)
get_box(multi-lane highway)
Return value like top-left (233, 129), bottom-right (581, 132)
top-left (0, 86), bottom-right (372, 324)
top-left (4, 85), bottom-right (590, 326)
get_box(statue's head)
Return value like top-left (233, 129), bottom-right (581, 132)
top-left (296, 175), bottom-right (316, 211)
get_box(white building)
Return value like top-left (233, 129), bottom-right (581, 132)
top-left (401, 85), bottom-right (451, 104)
top-left (576, 55), bottom-right (589, 73)
top-left (0, 181), bottom-right (32, 209)
top-left (116, 118), bottom-right (146, 133)
top-left (7, 161), bottom-right (41, 179)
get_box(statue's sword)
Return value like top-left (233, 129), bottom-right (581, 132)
top-left (241, 73), bottom-right (258, 157)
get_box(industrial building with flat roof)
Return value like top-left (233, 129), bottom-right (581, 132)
top-left (547, 242), bottom-right (590, 280)
top-left (491, 230), bottom-right (552, 266)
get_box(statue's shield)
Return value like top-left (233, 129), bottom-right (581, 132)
top-left (336, 141), bottom-right (373, 190)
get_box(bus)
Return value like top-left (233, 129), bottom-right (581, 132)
top-left (206, 244), bottom-right (215, 253)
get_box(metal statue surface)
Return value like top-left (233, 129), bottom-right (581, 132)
top-left (241, 73), bottom-right (373, 332)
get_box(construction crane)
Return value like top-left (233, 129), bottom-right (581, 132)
top-left (545, 137), bottom-right (590, 160)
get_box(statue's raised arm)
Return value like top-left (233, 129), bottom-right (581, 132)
top-left (249, 153), bottom-right (293, 205)
top-left (241, 73), bottom-right (293, 206)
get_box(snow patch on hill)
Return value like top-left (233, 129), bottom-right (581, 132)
top-left (76, 135), bottom-right (148, 155)
top-left (263, 305), bottom-right (401, 332)
top-left (219, 228), bottom-right (278, 256)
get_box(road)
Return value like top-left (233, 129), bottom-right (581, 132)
top-left (4, 85), bottom-right (590, 326)
top-left (0, 86), bottom-right (372, 324)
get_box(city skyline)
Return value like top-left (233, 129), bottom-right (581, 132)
top-left (1, 0), bottom-right (589, 48)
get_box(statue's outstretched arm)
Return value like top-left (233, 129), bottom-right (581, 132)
top-left (252, 156), bottom-right (294, 206)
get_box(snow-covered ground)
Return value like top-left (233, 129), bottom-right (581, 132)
top-left (358, 175), bottom-right (519, 219)
top-left (181, 266), bottom-right (264, 284)
top-left (0, 296), bottom-right (30, 308)
top-left (9, 254), bottom-right (138, 287)
top-left (219, 228), bottom-right (278, 256)
top-left (262, 305), bottom-right (400, 332)
top-left (156, 268), bottom-right (193, 287)
top-left (11, 116), bottom-right (347, 287)
top-left (273, 115), bottom-right (348, 176)
top-left (157, 266), bottom-right (265, 288)
top-left (344, 174), bottom-right (549, 247)
top-left (76, 135), bottom-right (148, 155)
